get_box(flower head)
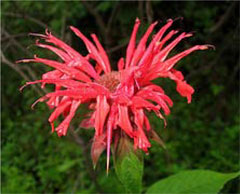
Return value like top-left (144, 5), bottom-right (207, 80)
top-left (19, 18), bottom-right (211, 170)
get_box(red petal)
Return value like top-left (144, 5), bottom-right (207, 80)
top-left (117, 57), bottom-right (125, 71)
top-left (137, 90), bottom-right (171, 115)
top-left (48, 99), bottom-right (72, 123)
top-left (23, 79), bottom-right (87, 90)
top-left (44, 88), bottom-right (98, 100)
top-left (106, 121), bottom-right (112, 173)
top-left (42, 70), bottom-right (63, 80)
top-left (138, 19), bottom-right (174, 68)
top-left (118, 105), bottom-right (133, 137)
top-left (131, 96), bottom-right (159, 110)
top-left (176, 81), bottom-right (194, 103)
top-left (95, 63), bottom-right (103, 75)
top-left (159, 32), bottom-right (193, 63)
top-left (106, 105), bottom-right (117, 173)
top-left (144, 115), bottom-right (151, 131)
top-left (159, 93), bottom-right (173, 107)
top-left (46, 85), bottom-right (61, 108)
top-left (91, 133), bottom-right (106, 168)
top-left (168, 70), bottom-right (194, 103)
top-left (87, 83), bottom-right (110, 97)
top-left (37, 40), bottom-right (99, 80)
top-left (170, 69), bottom-right (184, 80)
top-left (91, 34), bottom-right (111, 72)
top-left (139, 45), bottom-right (208, 84)
top-left (95, 95), bottom-right (110, 136)
top-left (134, 109), bottom-right (144, 129)
top-left (36, 41), bottom-right (71, 62)
top-left (80, 112), bottom-right (95, 129)
top-left (141, 84), bottom-right (165, 93)
top-left (41, 31), bottom-right (81, 58)
top-left (125, 18), bottom-right (141, 68)
top-left (111, 93), bottom-right (131, 105)
top-left (133, 109), bottom-right (151, 152)
top-left (162, 45), bottom-right (210, 71)
top-left (22, 57), bottom-right (92, 83)
top-left (130, 21), bottom-right (158, 67)
top-left (55, 100), bottom-right (81, 136)
top-left (72, 56), bottom-right (99, 80)
top-left (151, 19), bottom-right (174, 44)
top-left (70, 26), bottom-right (111, 73)
top-left (153, 30), bottom-right (179, 54)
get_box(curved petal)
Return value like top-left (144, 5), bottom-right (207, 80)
top-left (95, 95), bottom-right (110, 136)
top-left (125, 18), bottom-right (141, 68)
top-left (70, 26), bottom-right (111, 73)
top-left (118, 105), bottom-right (133, 137)
top-left (55, 100), bottom-right (81, 136)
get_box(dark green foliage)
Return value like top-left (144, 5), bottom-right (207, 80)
top-left (1, 1), bottom-right (239, 193)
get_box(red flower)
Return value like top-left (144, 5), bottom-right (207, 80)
top-left (18, 18), bottom-right (211, 170)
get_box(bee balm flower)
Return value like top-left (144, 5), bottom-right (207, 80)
top-left (18, 18), bottom-right (211, 170)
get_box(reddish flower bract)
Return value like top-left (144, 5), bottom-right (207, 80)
top-left (19, 18), bottom-right (211, 170)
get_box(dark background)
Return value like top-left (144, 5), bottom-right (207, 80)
top-left (1, 1), bottom-right (239, 193)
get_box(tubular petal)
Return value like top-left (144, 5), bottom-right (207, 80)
top-left (36, 41), bottom-right (71, 62)
top-left (95, 95), bottom-right (110, 136)
top-left (23, 79), bottom-right (87, 89)
top-left (133, 109), bottom-right (151, 151)
top-left (152, 30), bottom-right (179, 64)
top-left (91, 34), bottom-right (111, 72)
top-left (43, 32), bottom-right (81, 58)
top-left (72, 56), bottom-right (99, 80)
top-left (70, 26), bottom-right (111, 73)
top-left (131, 96), bottom-right (159, 110)
top-left (130, 21), bottom-right (158, 67)
top-left (144, 115), bottom-right (151, 131)
top-left (125, 18), bottom-right (141, 68)
top-left (117, 57), bottom-right (125, 71)
top-left (141, 85), bottom-right (165, 93)
top-left (55, 100), bottom-right (81, 136)
top-left (162, 45), bottom-right (210, 71)
top-left (156, 32), bottom-right (193, 65)
top-left (23, 57), bottom-right (92, 83)
top-left (48, 100), bottom-right (72, 123)
top-left (88, 83), bottom-right (110, 97)
top-left (44, 88), bottom-right (98, 100)
top-left (106, 105), bottom-right (117, 173)
top-left (42, 70), bottom-right (63, 80)
top-left (137, 19), bottom-right (174, 68)
top-left (118, 105), bottom-right (133, 137)
top-left (153, 30), bottom-right (179, 54)
top-left (137, 90), bottom-right (171, 115)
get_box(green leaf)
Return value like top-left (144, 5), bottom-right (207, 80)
top-left (115, 152), bottom-right (143, 194)
top-left (113, 136), bottom-right (143, 194)
top-left (146, 170), bottom-right (240, 194)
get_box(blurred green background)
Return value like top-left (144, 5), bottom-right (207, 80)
top-left (1, 1), bottom-right (239, 193)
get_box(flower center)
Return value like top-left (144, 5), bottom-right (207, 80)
top-left (96, 71), bottom-right (120, 92)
